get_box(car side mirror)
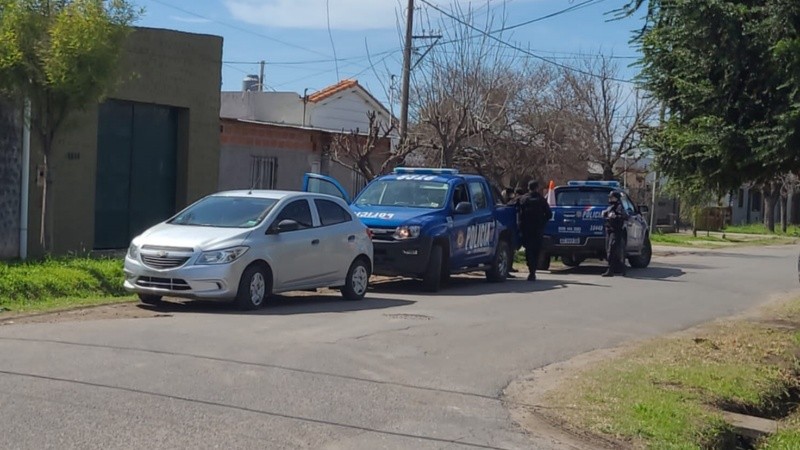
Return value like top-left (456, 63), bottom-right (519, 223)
top-left (639, 205), bottom-right (649, 215)
top-left (455, 202), bottom-right (473, 215)
top-left (268, 219), bottom-right (300, 234)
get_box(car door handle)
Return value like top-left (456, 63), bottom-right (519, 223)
top-left (311, 239), bottom-right (320, 245)
top-left (348, 235), bottom-right (356, 242)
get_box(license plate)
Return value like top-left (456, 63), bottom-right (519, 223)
top-left (559, 237), bottom-right (581, 245)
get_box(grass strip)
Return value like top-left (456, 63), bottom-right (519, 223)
top-left (0, 257), bottom-right (131, 313)
top-left (543, 300), bottom-right (800, 449)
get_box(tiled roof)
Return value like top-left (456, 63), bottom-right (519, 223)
top-left (307, 79), bottom-right (358, 102)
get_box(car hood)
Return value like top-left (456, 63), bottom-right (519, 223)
top-left (134, 223), bottom-right (252, 251)
top-left (351, 205), bottom-right (443, 228)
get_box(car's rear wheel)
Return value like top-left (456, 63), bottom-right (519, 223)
top-left (422, 245), bottom-right (444, 292)
top-left (235, 264), bottom-right (271, 310)
top-left (341, 258), bottom-right (371, 300)
top-left (628, 236), bottom-right (652, 269)
top-left (138, 294), bottom-right (162, 305)
top-left (486, 240), bottom-right (511, 282)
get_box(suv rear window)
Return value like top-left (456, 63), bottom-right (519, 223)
top-left (556, 188), bottom-right (611, 207)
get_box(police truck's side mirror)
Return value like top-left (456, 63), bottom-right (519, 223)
top-left (639, 205), bottom-right (649, 215)
top-left (455, 202), bottom-right (473, 215)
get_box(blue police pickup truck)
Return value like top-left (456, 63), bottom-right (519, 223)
top-left (540, 181), bottom-right (652, 270)
top-left (303, 168), bottom-right (518, 291)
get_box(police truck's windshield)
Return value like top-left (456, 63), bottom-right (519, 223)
top-left (556, 188), bottom-right (612, 207)
top-left (355, 180), bottom-right (449, 209)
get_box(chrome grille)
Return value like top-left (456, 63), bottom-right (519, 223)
top-left (141, 254), bottom-right (190, 269)
top-left (136, 277), bottom-right (191, 291)
top-left (368, 228), bottom-right (396, 241)
top-left (141, 245), bottom-right (193, 252)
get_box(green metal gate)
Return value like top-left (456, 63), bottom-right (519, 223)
top-left (94, 100), bottom-right (177, 249)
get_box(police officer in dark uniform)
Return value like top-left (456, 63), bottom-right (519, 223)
top-left (602, 191), bottom-right (628, 277)
top-left (516, 180), bottom-right (552, 281)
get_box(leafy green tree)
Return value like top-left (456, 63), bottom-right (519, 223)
top-left (0, 0), bottom-right (139, 250)
top-left (619, 0), bottom-right (800, 231)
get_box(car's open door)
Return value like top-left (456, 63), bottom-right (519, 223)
top-left (302, 173), bottom-right (350, 203)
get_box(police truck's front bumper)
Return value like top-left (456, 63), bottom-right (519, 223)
top-left (371, 237), bottom-right (434, 277)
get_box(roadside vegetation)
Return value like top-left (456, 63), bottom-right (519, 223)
top-left (542, 298), bottom-right (800, 449)
top-left (0, 258), bottom-right (131, 313)
top-left (650, 231), bottom-right (796, 248)
top-left (724, 224), bottom-right (800, 238)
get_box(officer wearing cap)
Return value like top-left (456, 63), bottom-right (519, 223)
top-left (602, 190), bottom-right (628, 277)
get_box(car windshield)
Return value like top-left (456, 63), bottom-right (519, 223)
top-left (556, 188), bottom-right (611, 207)
top-left (169, 196), bottom-right (279, 228)
top-left (355, 180), bottom-right (449, 209)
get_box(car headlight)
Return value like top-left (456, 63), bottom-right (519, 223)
top-left (196, 246), bottom-right (249, 265)
top-left (128, 243), bottom-right (140, 259)
top-left (394, 225), bottom-right (421, 240)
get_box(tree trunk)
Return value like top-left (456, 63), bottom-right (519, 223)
top-left (781, 194), bottom-right (788, 233)
top-left (763, 183), bottom-right (779, 233)
top-left (602, 163), bottom-right (614, 181)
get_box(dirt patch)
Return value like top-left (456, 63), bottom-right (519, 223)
top-left (0, 301), bottom-right (167, 326)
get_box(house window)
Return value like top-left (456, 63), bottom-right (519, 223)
top-left (251, 156), bottom-right (277, 189)
top-left (351, 170), bottom-right (367, 197)
top-left (737, 189), bottom-right (744, 208)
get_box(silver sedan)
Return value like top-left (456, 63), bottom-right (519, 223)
top-left (124, 191), bottom-right (373, 309)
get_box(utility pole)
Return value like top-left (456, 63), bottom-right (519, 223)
top-left (259, 60), bottom-right (266, 92)
top-left (399, 0), bottom-right (414, 144)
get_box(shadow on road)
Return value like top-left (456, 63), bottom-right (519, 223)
top-left (551, 264), bottom-right (686, 281)
top-left (139, 295), bottom-right (415, 315)
top-left (369, 275), bottom-right (607, 296)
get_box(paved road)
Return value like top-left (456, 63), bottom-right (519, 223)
top-left (1, 245), bottom-right (798, 449)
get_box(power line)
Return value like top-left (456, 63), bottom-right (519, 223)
top-left (496, 0), bottom-right (609, 33)
top-left (148, 0), bottom-right (331, 58)
top-left (325, 0), bottom-right (340, 80)
top-left (418, 0), bottom-right (634, 84)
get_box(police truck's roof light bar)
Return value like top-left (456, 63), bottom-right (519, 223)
top-left (567, 180), bottom-right (621, 188)
top-left (393, 167), bottom-right (459, 175)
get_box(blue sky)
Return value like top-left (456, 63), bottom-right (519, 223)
top-left (136, 0), bottom-right (646, 108)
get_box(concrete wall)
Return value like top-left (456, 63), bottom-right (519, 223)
top-left (220, 91), bottom-right (304, 125)
top-left (25, 27), bottom-right (222, 256)
top-left (0, 98), bottom-right (21, 259)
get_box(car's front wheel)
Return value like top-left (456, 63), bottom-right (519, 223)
top-left (486, 240), bottom-right (511, 282)
top-left (138, 294), bottom-right (162, 305)
top-left (235, 264), bottom-right (271, 310)
top-left (341, 258), bottom-right (371, 300)
top-left (628, 237), bottom-right (652, 269)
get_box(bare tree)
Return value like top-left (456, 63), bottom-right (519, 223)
top-left (563, 56), bottom-right (658, 180)
top-left (411, 2), bottom-right (517, 168)
top-left (329, 111), bottom-right (416, 182)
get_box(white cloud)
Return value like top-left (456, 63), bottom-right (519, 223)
top-left (224, 0), bottom-right (400, 30)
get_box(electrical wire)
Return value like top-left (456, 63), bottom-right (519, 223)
top-left (419, 0), bottom-right (634, 84)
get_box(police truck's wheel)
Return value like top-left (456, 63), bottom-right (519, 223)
top-left (138, 294), bottom-right (162, 305)
top-left (341, 258), bottom-right (370, 300)
top-left (235, 265), bottom-right (271, 310)
top-left (562, 255), bottom-right (583, 267)
top-left (486, 240), bottom-right (511, 282)
top-left (422, 245), bottom-right (444, 292)
top-left (628, 237), bottom-right (652, 269)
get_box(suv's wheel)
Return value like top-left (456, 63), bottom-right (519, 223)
top-left (341, 258), bottom-right (371, 300)
top-left (628, 236), bottom-right (652, 269)
top-left (562, 255), bottom-right (583, 267)
top-left (235, 265), bottom-right (271, 310)
top-left (138, 294), bottom-right (162, 305)
top-left (486, 240), bottom-right (511, 282)
top-left (422, 245), bottom-right (444, 292)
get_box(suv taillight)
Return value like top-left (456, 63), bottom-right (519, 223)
top-left (366, 229), bottom-right (373, 240)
